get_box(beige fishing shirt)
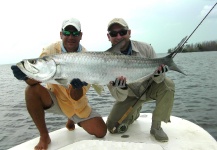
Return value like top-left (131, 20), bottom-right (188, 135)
top-left (107, 40), bottom-right (166, 102)
top-left (40, 41), bottom-right (92, 118)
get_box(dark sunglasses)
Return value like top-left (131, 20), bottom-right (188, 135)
top-left (109, 29), bottom-right (128, 37)
top-left (62, 30), bottom-right (80, 37)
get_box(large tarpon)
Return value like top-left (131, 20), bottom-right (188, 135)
top-left (16, 37), bottom-right (187, 87)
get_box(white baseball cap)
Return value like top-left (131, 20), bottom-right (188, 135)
top-left (62, 17), bottom-right (81, 31)
top-left (107, 18), bottom-right (129, 31)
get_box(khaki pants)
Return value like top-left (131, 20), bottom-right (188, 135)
top-left (106, 77), bottom-right (175, 133)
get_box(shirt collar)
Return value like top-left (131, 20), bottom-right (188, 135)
top-left (126, 42), bottom-right (132, 55)
top-left (130, 40), bottom-right (139, 53)
top-left (61, 42), bottom-right (82, 53)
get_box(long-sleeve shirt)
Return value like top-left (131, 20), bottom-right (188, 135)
top-left (107, 40), bottom-right (165, 102)
top-left (39, 41), bottom-right (92, 118)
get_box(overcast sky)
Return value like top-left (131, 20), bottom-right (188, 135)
top-left (0, 0), bottom-right (216, 65)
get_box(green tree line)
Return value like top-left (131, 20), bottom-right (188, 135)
top-left (168, 40), bottom-right (217, 53)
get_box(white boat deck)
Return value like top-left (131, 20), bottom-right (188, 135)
top-left (9, 113), bottom-right (217, 150)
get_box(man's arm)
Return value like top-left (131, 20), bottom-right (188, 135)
top-left (70, 88), bottom-right (83, 100)
top-left (69, 78), bottom-right (88, 100)
top-left (25, 78), bottom-right (41, 86)
top-left (137, 41), bottom-right (167, 84)
top-left (11, 65), bottom-right (41, 86)
top-left (107, 76), bottom-right (129, 102)
top-left (152, 64), bottom-right (169, 83)
top-left (107, 84), bottom-right (128, 102)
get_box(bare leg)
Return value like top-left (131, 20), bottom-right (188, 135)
top-left (79, 117), bottom-right (107, 138)
top-left (66, 119), bottom-right (75, 131)
top-left (25, 84), bottom-right (53, 150)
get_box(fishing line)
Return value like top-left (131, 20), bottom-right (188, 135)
top-left (172, 2), bottom-right (217, 58)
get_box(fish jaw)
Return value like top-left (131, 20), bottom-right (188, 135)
top-left (16, 57), bottom-right (57, 82)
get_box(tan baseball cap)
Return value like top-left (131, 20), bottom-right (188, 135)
top-left (62, 17), bottom-right (81, 31)
top-left (107, 18), bottom-right (129, 31)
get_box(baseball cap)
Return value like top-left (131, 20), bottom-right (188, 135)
top-left (107, 18), bottom-right (129, 31)
top-left (62, 18), bottom-right (81, 31)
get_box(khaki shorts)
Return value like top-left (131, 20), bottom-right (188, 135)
top-left (46, 90), bottom-right (101, 124)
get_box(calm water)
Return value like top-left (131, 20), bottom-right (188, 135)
top-left (0, 52), bottom-right (217, 150)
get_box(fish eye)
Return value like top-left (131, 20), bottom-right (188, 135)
top-left (29, 60), bottom-right (37, 64)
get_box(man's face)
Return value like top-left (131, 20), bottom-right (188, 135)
top-left (107, 24), bottom-right (131, 51)
top-left (60, 25), bottom-right (82, 52)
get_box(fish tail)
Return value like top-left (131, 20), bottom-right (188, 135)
top-left (163, 36), bottom-right (188, 75)
top-left (164, 52), bottom-right (186, 75)
top-left (168, 61), bottom-right (186, 75)
top-left (165, 53), bottom-right (186, 75)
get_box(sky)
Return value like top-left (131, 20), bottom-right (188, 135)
top-left (0, 0), bottom-right (216, 65)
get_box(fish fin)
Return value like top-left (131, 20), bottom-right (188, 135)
top-left (167, 36), bottom-right (188, 58)
top-left (105, 39), bottom-right (125, 54)
top-left (91, 84), bottom-right (104, 95)
top-left (54, 79), bottom-right (68, 85)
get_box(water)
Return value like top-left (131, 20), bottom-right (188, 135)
top-left (0, 52), bottom-right (217, 150)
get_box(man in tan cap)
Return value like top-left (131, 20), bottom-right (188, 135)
top-left (106, 18), bottom-right (175, 142)
top-left (11, 17), bottom-right (107, 150)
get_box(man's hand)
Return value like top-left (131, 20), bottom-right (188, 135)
top-left (70, 78), bottom-right (88, 89)
top-left (110, 76), bottom-right (128, 89)
top-left (11, 65), bottom-right (28, 80)
top-left (154, 64), bottom-right (169, 77)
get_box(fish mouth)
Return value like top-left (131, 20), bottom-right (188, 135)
top-left (18, 60), bottom-right (39, 74)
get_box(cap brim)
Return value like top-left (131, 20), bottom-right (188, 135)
top-left (62, 23), bottom-right (80, 31)
top-left (107, 22), bottom-right (128, 31)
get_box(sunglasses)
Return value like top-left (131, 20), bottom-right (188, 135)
top-left (62, 30), bottom-right (80, 37)
top-left (109, 29), bottom-right (128, 37)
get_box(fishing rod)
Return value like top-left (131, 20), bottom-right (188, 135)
top-left (111, 78), bottom-right (153, 133)
top-left (111, 2), bottom-right (217, 133)
top-left (172, 2), bottom-right (217, 58)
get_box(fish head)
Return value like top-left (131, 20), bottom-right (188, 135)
top-left (16, 56), bottom-right (56, 82)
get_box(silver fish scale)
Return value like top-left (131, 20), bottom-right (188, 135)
top-left (17, 37), bottom-right (186, 85)
top-left (51, 52), bottom-right (163, 85)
